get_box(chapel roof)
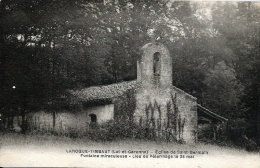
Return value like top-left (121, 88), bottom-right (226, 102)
top-left (69, 80), bottom-right (136, 102)
top-left (69, 80), bottom-right (227, 122)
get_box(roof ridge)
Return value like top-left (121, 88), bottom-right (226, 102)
top-left (171, 85), bottom-right (197, 100)
top-left (82, 80), bottom-right (136, 90)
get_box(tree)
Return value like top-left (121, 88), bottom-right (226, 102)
top-left (211, 2), bottom-right (260, 143)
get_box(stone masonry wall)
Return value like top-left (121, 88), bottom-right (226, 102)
top-left (134, 42), bottom-right (197, 143)
top-left (134, 85), bottom-right (197, 143)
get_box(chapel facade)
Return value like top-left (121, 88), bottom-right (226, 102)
top-left (115, 42), bottom-right (198, 143)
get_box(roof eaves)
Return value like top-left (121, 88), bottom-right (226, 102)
top-left (198, 104), bottom-right (228, 122)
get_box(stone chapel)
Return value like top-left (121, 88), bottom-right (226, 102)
top-left (9, 42), bottom-right (227, 143)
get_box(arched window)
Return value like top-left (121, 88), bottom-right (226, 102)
top-left (153, 52), bottom-right (161, 76)
top-left (89, 114), bottom-right (97, 123)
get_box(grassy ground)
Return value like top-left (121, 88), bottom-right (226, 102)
top-left (0, 132), bottom-right (259, 168)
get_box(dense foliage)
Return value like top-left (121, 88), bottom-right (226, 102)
top-left (0, 1), bottom-right (259, 144)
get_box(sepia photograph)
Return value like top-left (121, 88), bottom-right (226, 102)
top-left (0, 0), bottom-right (259, 167)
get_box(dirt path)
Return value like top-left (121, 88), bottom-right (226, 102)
top-left (0, 133), bottom-right (259, 168)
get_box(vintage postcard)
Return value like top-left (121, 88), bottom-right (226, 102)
top-left (0, 0), bottom-right (259, 167)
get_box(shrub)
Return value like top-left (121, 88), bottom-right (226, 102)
top-left (87, 119), bottom-right (147, 141)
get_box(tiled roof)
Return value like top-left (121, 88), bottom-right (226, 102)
top-left (68, 80), bottom-right (227, 122)
top-left (69, 80), bottom-right (137, 102)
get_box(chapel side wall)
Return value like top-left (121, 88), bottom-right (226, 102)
top-left (26, 111), bottom-right (88, 135)
top-left (55, 111), bottom-right (88, 135)
top-left (84, 104), bottom-right (114, 124)
top-left (171, 87), bottom-right (197, 143)
top-left (25, 104), bottom-right (114, 134)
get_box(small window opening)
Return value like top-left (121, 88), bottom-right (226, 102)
top-left (89, 114), bottom-right (97, 129)
top-left (89, 114), bottom-right (97, 123)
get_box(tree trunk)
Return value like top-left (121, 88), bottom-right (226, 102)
top-left (53, 111), bottom-right (56, 128)
top-left (257, 84), bottom-right (260, 146)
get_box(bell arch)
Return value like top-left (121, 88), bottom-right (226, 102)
top-left (137, 42), bottom-right (172, 89)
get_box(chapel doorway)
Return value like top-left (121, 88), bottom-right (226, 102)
top-left (89, 114), bottom-right (97, 128)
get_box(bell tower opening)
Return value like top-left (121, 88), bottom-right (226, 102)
top-left (153, 52), bottom-right (161, 85)
top-left (138, 42), bottom-right (172, 87)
